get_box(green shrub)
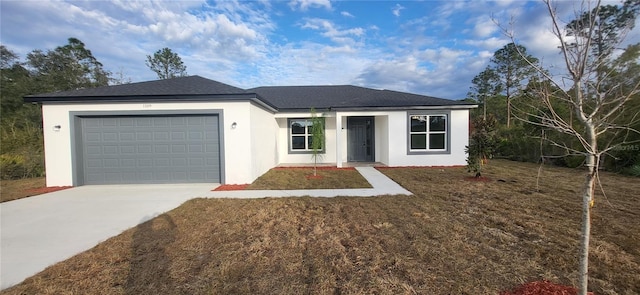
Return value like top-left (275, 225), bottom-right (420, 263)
top-left (562, 155), bottom-right (586, 168)
top-left (623, 164), bottom-right (640, 177)
top-left (466, 115), bottom-right (498, 177)
top-left (0, 153), bottom-right (44, 180)
top-left (1, 154), bottom-right (27, 179)
top-left (620, 163), bottom-right (640, 177)
top-left (0, 117), bottom-right (45, 179)
top-left (495, 126), bottom-right (540, 162)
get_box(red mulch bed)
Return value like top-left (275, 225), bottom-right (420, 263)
top-left (500, 280), bottom-right (594, 295)
top-left (376, 165), bottom-right (465, 169)
top-left (274, 166), bottom-right (356, 170)
top-left (212, 184), bottom-right (249, 191)
top-left (25, 186), bottom-right (73, 195)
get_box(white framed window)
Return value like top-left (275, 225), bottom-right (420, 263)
top-left (408, 114), bottom-right (448, 152)
top-left (289, 118), bottom-right (324, 153)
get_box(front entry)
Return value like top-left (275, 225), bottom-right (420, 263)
top-left (347, 117), bottom-right (374, 162)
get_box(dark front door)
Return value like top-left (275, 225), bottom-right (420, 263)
top-left (347, 117), bottom-right (374, 162)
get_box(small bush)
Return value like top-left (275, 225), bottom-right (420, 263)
top-left (562, 155), bottom-right (586, 168)
top-left (0, 153), bottom-right (44, 180)
top-left (623, 164), bottom-right (640, 177)
top-left (0, 117), bottom-right (45, 179)
top-left (1, 154), bottom-right (27, 179)
top-left (466, 115), bottom-right (498, 177)
top-left (495, 126), bottom-right (540, 162)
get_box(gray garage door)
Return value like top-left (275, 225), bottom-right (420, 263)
top-left (79, 115), bottom-right (220, 185)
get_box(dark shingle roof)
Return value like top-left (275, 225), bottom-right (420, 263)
top-left (25, 75), bottom-right (248, 101)
top-left (25, 75), bottom-right (475, 111)
top-left (250, 85), bottom-right (473, 110)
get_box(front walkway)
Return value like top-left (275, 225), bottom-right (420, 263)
top-left (205, 167), bottom-right (412, 198)
top-left (0, 167), bottom-right (409, 290)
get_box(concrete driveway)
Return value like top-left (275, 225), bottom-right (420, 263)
top-left (0, 183), bottom-right (214, 290)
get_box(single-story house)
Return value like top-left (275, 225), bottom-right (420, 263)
top-left (25, 75), bottom-right (476, 186)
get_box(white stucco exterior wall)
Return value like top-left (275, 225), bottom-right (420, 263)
top-left (40, 100), bottom-right (261, 186)
top-left (248, 103), bottom-right (278, 183)
top-left (386, 109), bottom-right (469, 166)
top-left (375, 116), bottom-right (390, 165)
top-left (41, 101), bottom-right (470, 187)
top-left (335, 111), bottom-right (393, 165)
top-left (275, 112), bottom-right (337, 165)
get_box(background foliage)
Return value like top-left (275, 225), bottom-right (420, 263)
top-left (466, 1), bottom-right (640, 176)
top-left (0, 38), bottom-right (111, 179)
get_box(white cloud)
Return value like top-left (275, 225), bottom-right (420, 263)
top-left (241, 42), bottom-right (372, 88)
top-left (472, 17), bottom-right (498, 38)
top-left (354, 47), bottom-right (481, 98)
top-left (3, 0), bottom-right (638, 100)
top-left (0, 0), bottom-right (275, 85)
top-left (341, 11), bottom-right (354, 18)
top-left (495, 0), bottom-right (517, 7)
top-left (301, 18), bottom-right (364, 45)
top-left (464, 37), bottom-right (509, 51)
top-left (392, 4), bottom-right (405, 17)
top-left (288, 0), bottom-right (331, 11)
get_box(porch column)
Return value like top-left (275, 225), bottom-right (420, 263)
top-left (335, 113), bottom-right (343, 168)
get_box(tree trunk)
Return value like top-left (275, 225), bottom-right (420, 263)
top-left (506, 85), bottom-right (511, 128)
top-left (483, 97), bottom-right (487, 121)
top-left (578, 128), bottom-right (597, 295)
top-left (507, 96), bottom-right (511, 128)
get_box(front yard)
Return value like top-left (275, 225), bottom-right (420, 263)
top-left (246, 166), bottom-right (372, 190)
top-left (0, 177), bottom-right (45, 202)
top-left (2, 160), bottom-right (639, 294)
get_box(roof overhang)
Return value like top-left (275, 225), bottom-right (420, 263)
top-left (276, 104), bottom-right (478, 113)
top-left (24, 93), bottom-right (279, 113)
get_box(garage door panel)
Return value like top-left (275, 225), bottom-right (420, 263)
top-left (172, 158), bottom-right (187, 166)
top-left (119, 118), bottom-right (135, 126)
top-left (120, 159), bottom-right (136, 168)
top-left (80, 115), bottom-right (220, 184)
top-left (136, 132), bottom-right (152, 140)
top-left (154, 144), bottom-right (170, 153)
top-left (154, 158), bottom-right (170, 166)
top-left (119, 132), bottom-right (135, 141)
top-left (136, 117), bottom-right (152, 126)
top-left (171, 145), bottom-right (187, 153)
top-left (120, 146), bottom-right (136, 154)
top-left (103, 146), bottom-right (118, 154)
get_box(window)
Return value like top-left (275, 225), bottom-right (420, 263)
top-left (289, 118), bottom-right (324, 152)
top-left (409, 114), bottom-right (447, 152)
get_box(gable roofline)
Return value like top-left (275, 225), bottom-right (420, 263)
top-left (24, 75), bottom-right (248, 99)
top-left (24, 75), bottom-right (477, 111)
top-left (249, 85), bottom-right (476, 111)
top-left (279, 104), bottom-right (477, 113)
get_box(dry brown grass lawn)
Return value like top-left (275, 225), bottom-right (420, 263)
top-left (2, 160), bottom-right (639, 294)
top-left (0, 177), bottom-right (45, 202)
top-left (247, 167), bottom-right (372, 190)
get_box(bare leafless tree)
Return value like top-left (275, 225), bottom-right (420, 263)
top-left (507, 1), bottom-right (640, 294)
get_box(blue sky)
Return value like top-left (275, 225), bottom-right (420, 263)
top-left (1, 0), bottom-right (638, 99)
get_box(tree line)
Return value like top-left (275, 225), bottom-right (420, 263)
top-left (465, 0), bottom-right (640, 177)
top-left (0, 39), bottom-right (187, 179)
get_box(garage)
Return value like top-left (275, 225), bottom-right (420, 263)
top-left (78, 115), bottom-right (221, 185)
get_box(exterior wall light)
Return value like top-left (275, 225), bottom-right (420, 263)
top-left (53, 125), bottom-right (62, 131)
top-left (231, 122), bottom-right (237, 129)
